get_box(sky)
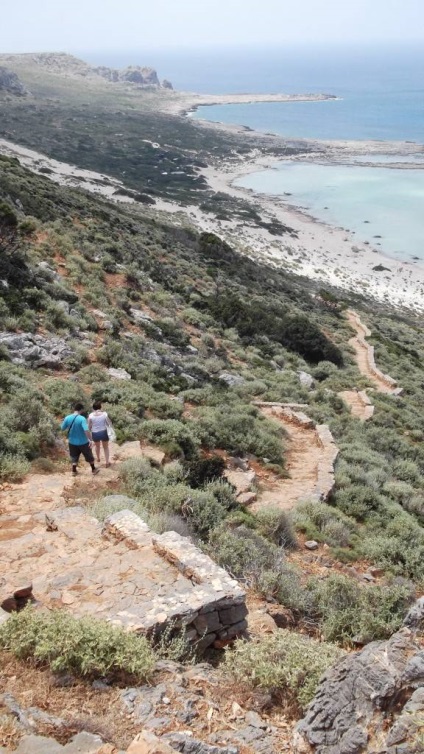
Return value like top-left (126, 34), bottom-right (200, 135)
top-left (2, 0), bottom-right (423, 53)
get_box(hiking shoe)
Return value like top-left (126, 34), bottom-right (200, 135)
top-left (92, 468), bottom-right (100, 475)
top-left (72, 470), bottom-right (78, 477)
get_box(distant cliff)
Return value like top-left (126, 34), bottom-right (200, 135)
top-left (0, 66), bottom-right (28, 96)
top-left (0, 53), bottom-right (172, 90)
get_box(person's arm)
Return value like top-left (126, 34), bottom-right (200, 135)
top-left (88, 415), bottom-right (93, 431)
top-left (61, 417), bottom-right (69, 432)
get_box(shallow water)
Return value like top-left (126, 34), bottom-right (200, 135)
top-left (235, 162), bottom-right (424, 261)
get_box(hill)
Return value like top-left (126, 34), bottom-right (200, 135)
top-left (0, 55), bottom-right (423, 752)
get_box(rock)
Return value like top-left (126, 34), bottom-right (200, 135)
top-left (162, 79), bottom-right (173, 90)
top-left (298, 371), bottom-right (315, 390)
top-left (130, 308), bottom-right (153, 323)
top-left (294, 627), bottom-right (424, 754)
top-left (245, 711), bottom-right (266, 729)
top-left (266, 604), bottom-right (295, 629)
top-left (127, 731), bottom-right (174, 753)
top-left (228, 457), bottom-right (249, 472)
top-left (108, 367), bottom-right (132, 380)
top-left (404, 597), bottom-right (424, 630)
top-left (0, 66), bottom-right (28, 96)
top-left (186, 345), bottom-right (199, 355)
top-left (218, 372), bottom-right (245, 387)
top-left (362, 572), bottom-right (375, 582)
top-left (237, 492), bottom-right (257, 506)
top-left (368, 567), bottom-right (384, 578)
top-left (224, 469), bottom-right (256, 495)
top-left (304, 540), bottom-right (319, 551)
top-left (0, 332), bottom-right (73, 368)
top-left (163, 732), bottom-right (239, 754)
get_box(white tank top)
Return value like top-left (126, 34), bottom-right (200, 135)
top-left (89, 411), bottom-right (109, 433)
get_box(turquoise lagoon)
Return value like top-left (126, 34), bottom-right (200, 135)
top-left (235, 161), bottom-right (424, 262)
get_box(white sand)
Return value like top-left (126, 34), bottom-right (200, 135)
top-left (2, 136), bottom-right (424, 313)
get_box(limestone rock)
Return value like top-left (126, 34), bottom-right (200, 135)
top-left (219, 372), bottom-right (245, 387)
top-left (163, 733), bottom-right (239, 754)
top-left (108, 367), bottom-right (132, 380)
top-left (0, 332), bottom-right (73, 368)
top-left (127, 730), bottom-right (175, 753)
top-left (0, 66), bottom-right (28, 96)
top-left (294, 627), bottom-right (424, 754)
top-left (304, 541), bottom-right (319, 551)
top-left (298, 371), bottom-right (315, 390)
top-left (162, 79), bottom-right (173, 90)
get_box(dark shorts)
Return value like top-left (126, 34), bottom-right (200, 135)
top-left (92, 430), bottom-right (109, 442)
top-left (68, 442), bottom-right (94, 465)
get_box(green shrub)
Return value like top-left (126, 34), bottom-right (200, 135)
top-left (294, 501), bottom-right (356, 547)
top-left (140, 419), bottom-right (199, 459)
top-left (310, 573), bottom-right (412, 645)
top-left (224, 631), bottom-right (344, 709)
top-left (0, 608), bottom-right (155, 681)
top-left (255, 507), bottom-right (297, 548)
top-left (0, 454), bottom-right (31, 482)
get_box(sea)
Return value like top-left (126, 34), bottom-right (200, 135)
top-left (83, 46), bottom-right (424, 262)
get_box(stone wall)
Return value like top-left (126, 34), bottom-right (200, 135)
top-left (103, 509), bottom-right (247, 649)
top-left (315, 425), bottom-right (339, 500)
top-left (347, 310), bottom-right (398, 391)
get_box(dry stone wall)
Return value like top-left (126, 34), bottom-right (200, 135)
top-left (103, 509), bottom-right (247, 649)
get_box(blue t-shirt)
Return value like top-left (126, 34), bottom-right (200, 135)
top-left (61, 414), bottom-right (90, 445)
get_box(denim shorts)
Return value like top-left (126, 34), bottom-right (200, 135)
top-left (92, 430), bottom-right (109, 442)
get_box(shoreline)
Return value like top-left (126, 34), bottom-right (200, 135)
top-left (2, 131), bottom-right (424, 314)
top-left (161, 91), bottom-right (338, 117)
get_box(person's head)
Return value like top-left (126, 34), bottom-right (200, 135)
top-left (93, 401), bottom-right (102, 411)
top-left (74, 402), bottom-right (85, 413)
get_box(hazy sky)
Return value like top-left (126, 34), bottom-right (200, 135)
top-left (2, 0), bottom-right (423, 53)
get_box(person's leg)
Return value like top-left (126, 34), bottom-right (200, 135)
top-left (68, 444), bottom-right (81, 475)
top-left (94, 441), bottom-right (101, 463)
top-left (102, 440), bottom-right (110, 467)
top-left (81, 443), bottom-right (99, 474)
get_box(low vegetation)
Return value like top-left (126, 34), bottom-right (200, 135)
top-left (224, 630), bottom-right (345, 709)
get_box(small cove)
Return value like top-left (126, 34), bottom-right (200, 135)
top-left (235, 160), bottom-right (424, 262)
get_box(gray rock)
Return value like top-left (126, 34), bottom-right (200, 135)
top-left (0, 66), bottom-right (28, 96)
top-left (0, 332), bottom-right (73, 369)
top-left (404, 597), bottom-right (424, 630)
top-left (219, 372), bottom-right (245, 387)
top-left (130, 308), bottom-right (153, 323)
top-left (294, 628), bottom-right (424, 754)
top-left (186, 345), bottom-right (199, 355)
top-left (298, 370), bottom-right (315, 390)
top-left (14, 735), bottom-right (63, 754)
top-left (107, 367), bottom-right (132, 380)
top-left (305, 540), bottom-right (319, 550)
top-left (164, 732), bottom-right (239, 754)
top-left (244, 711), bottom-right (267, 729)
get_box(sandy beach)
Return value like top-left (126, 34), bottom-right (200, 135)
top-left (2, 131), bottom-right (424, 313)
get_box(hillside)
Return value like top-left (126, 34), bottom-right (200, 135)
top-left (0, 56), bottom-right (424, 753)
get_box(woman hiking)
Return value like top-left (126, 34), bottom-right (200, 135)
top-left (88, 401), bottom-right (112, 467)
top-left (61, 403), bottom-right (99, 476)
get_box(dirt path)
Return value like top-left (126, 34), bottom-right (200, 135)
top-left (338, 389), bottom-right (375, 421)
top-left (251, 406), bottom-right (338, 512)
top-left (346, 309), bottom-right (398, 394)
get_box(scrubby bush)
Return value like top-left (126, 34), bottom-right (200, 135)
top-left (140, 419), bottom-right (199, 459)
top-left (194, 404), bottom-right (284, 463)
top-left (255, 507), bottom-right (297, 548)
top-left (310, 573), bottom-right (412, 645)
top-left (224, 631), bottom-right (344, 709)
top-left (0, 454), bottom-right (31, 482)
top-left (293, 501), bottom-right (357, 547)
top-left (0, 608), bottom-right (155, 681)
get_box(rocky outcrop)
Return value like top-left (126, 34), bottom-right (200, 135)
top-left (0, 332), bottom-right (73, 368)
top-left (0, 66), bottom-right (28, 96)
top-left (294, 620), bottom-right (424, 753)
top-left (0, 53), bottom-right (171, 90)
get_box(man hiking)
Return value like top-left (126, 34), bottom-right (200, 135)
top-left (61, 403), bottom-right (100, 477)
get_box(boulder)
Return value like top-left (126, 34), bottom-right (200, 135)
top-left (108, 367), bottom-right (132, 381)
top-left (219, 372), bottom-right (245, 387)
top-left (298, 371), bottom-right (315, 390)
top-left (0, 66), bottom-right (28, 96)
top-left (294, 627), bottom-right (424, 753)
top-left (0, 332), bottom-right (73, 368)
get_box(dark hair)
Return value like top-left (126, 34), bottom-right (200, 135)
top-left (74, 402), bottom-right (85, 412)
top-left (93, 401), bottom-right (102, 411)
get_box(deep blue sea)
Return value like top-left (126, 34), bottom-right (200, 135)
top-left (82, 46), bottom-right (424, 260)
